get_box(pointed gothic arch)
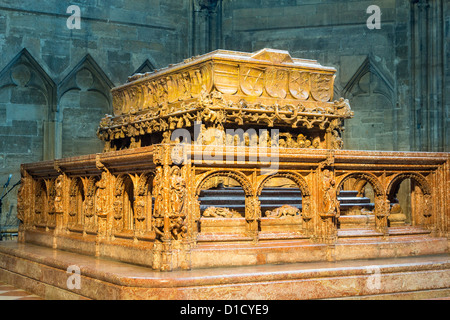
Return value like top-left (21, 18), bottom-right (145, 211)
top-left (342, 56), bottom-right (394, 102)
top-left (133, 59), bottom-right (156, 75)
top-left (57, 54), bottom-right (114, 158)
top-left (341, 56), bottom-right (396, 150)
top-left (57, 54), bottom-right (114, 106)
top-left (0, 48), bottom-right (56, 114)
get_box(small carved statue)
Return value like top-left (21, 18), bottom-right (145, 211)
top-left (203, 207), bottom-right (241, 218)
top-left (310, 137), bottom-right (321, 149)
top-left (330, 130), bottom-right (344, 150)
top-left (265, 205), bottom-right (300, 218)
top-left (54, 176), bottom-right (64, 214)
top-left (322, 169), bottom-right (339, 217)
top-left (170, 217), bottom-right (187, 240)
top-left (388, 199), bottom-right (407, 226)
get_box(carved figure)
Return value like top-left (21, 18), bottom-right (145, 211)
top-left (322, 169), bottom-right (339, 217)
top-left (203, 207), bottom-right (241, 218)
top-left (330, 130), bottom-right (344, 149)
top-left (388, 199), bottom-right (407, 226)
top-left (54, 175), bottom-right (63, 214)
top-left (265, 205), bottom-right (300, 218)
top-left (170, 217), bottom-right (187, 240)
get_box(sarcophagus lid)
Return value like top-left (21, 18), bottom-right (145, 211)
top-left (98, 49), bottom-right (353, 150)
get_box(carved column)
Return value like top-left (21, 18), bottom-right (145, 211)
top-left (95, 169), bottom-right (110, 239)
top-left (53, 172), bottom-right (66, 235)
top-left (245, 196), bottom-right (260, 242)
top-left (152, 144), bottom-right (192, 271)
top-left (317, 157), bottom-right (338, 244)
top-left (16, 167), bottom-right (32, 242)
top-left (374, 195), bottom-right (389, 235)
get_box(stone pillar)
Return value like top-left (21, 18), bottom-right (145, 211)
top-left (245, 195), bottom-right (260, 242)
top-left (410, 0), bottom-right (446, 152)
top-left (16, 167), bottom-right (33, 243)
top-left (152, 144), bottom-right (192, 271)
top-left (190, 0), bottom-right (222, 56)
top-left (318, 167), bottom-right (338, 244)
top-left (374, 195), bottom-right (389, 235)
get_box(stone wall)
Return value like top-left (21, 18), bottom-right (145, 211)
top-left (217, 0), bottom-right (447, 153)
top-left (0, 0), bottom-right (189, 228)
top-left (0, 0), bottom-right (448, 229)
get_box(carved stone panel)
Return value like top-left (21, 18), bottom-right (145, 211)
top-left (240, 66), bottom-right (264, 97)
top-left (289, 71), bottom-right (310, 100)
top-left (214, 63), bottom-right (239, 95)
top-left (310, 73), bottom-right (334, 102)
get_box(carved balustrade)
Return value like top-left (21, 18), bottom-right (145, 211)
top-left (17, 146), bottom-right (449, 271)
top-left (16, 49), bottom-right (450, 271)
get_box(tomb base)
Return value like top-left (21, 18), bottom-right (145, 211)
top-left (339, 214), bottom-right (376, 229)
top-left (0, 234), bottom-right (449, 300)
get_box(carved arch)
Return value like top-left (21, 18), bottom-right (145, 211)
top-left (58, 54), bottom-right (113, 106)
top-left (0, 48), bottom-right (56, 113)
top-left (67, 177), bottom-right (84, 224)
top-left (336, 172), bottom-right (384, 197)
top-left (386, 172), bottom-right (432, 197)
top-left (342, 56), bottom-right (394, 102)
top-left (114, 173), bottom-right (135, 196)
top-left (195, 170), bottom-right (253, 197)
top-left (136, 171), bottom-right (155, 196)
top-left (256, 171), bottom-right (310, 197)
top-left (85, 176), bottom-right (98, 196)
top-left (34, 179), bottom-right (47, 216)
top-left (84, 176), bottom-right (98, 219)
top-left (69, 177), bottom-right (83, 197)
top-left (112, 174), bottom-right (135, 231)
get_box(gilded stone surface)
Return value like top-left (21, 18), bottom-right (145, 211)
top-left (97, 49), bottom-right (352, 152)
top-left (15, 49), bottom-right (450, 273)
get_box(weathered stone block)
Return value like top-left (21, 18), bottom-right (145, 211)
top-left (10, 88), bottom-right (48, 105)
top-left (1, 136), bottom-right (32, 154)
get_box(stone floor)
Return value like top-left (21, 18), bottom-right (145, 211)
top-left (0, 280), bottom-right (43, 300)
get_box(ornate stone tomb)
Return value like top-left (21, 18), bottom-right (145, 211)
top-left (16, 49), bottom-right (450, 272)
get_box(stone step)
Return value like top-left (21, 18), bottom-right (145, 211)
top-left (0, 241), bottom-right (448, 300)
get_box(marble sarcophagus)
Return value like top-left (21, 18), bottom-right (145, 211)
top-left (16, 49), bottom-right (450, 272)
